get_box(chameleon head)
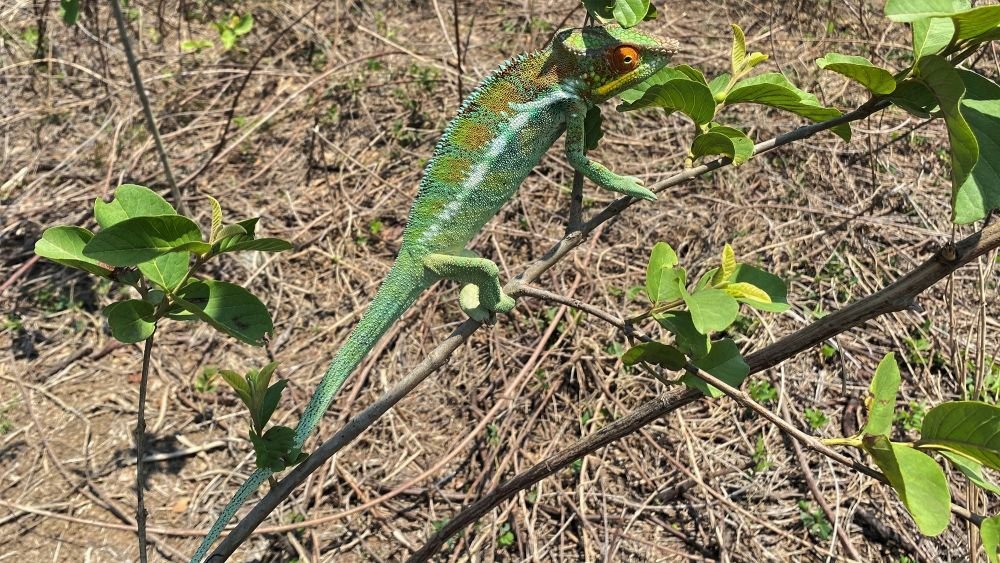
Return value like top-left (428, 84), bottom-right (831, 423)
top-left (554, 24), bottom-right (678, 104)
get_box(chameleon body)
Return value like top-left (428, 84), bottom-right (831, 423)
top-left (192, 24), bottom-right (675, 562)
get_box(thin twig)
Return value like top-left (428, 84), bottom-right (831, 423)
top-left (135, 333), bottom-right (155, 563)
top-left (107, 0), bottom-right (184, 214)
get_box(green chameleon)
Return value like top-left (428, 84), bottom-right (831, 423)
top-left (191, 23), bottom-right (676, 562)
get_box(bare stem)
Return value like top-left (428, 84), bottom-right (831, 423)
top-left (107, 0), bottom-right (184, 213)
top-left (135, 333), bottom-right (154, 563)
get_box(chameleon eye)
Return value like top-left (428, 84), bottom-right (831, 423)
top-left (610, 46), bottom-right (640, 73)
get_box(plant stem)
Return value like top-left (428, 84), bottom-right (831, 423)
top-left (107, 0), bottom-right (185, 214)
top-left (135, 333), bottom-right (155, 563)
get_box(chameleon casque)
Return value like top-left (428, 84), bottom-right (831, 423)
top-left (192, 23), bottom-right (676, 561)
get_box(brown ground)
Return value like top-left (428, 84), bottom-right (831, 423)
top-left (2, 0), bottom-right (998, 561)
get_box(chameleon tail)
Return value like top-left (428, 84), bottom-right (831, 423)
top-left (190, 260), bottom-right (424, 562)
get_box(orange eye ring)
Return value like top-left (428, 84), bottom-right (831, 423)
top-left (610, 45), bottom-right (640, 73)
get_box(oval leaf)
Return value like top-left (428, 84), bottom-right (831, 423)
top-left (940, 450), bottom-right (1000, 494)
top-left (684, 338), bottom-right (749, 397)
top-left (816, 53), bottom-right (896, 95)
top-left (655, 311), bottom-right (711, 360)
top-left (731, 264), bottom-right (789, 312)
top-left (645, 242), bottom-right (679, 301)
top-left (952, 5), bottom-right (1000, 42)
top-left (138, 252), bottom-right (190, 290)
top-left (953, 69), bottom-right (1000, 224)
top-left (726, 73), bottom-right (851, 141)
top-left (919, 401), bottom-right (1000, 470)
top-left (884, 0), bottom-right (970, 22)
top-left (864, 353), bottom-right (901, 436)
top-left (691, 128), bottom-right (754, 166)
top-left (103, 299), bottom-right (156, 343)
top-left (619, 78), bottom-right (717, 125)
top-left (612, 0), bottom-right (650, 28)
top-left (864, 436), bottom-right (951, 536)
top-left (94, 184), bottom-right (176, 229)
top-left (683, 288), bottom-right (739, 334)
top-left (917, 55), bottom-right (979, 204)
top-left (173, 280), bottom-right (273, 346)
top-left (83, 215), bottom-right (203, 266)
top-left (912, 17), bottom-right (956, 59)
top-left (622, 341), bottom-right (686, 370)
top-left (34, 226), bottom-right (114, 277)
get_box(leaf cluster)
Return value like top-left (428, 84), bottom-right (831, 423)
top-left (622, 242), bottom-right (788, 397)
top-left (582, 0), bottom-right (659, 28)
top-left (33, 184), bottom-right (291, 346)
top-left (835, 353), bottom-right (1000, 558)
top-left (219, 363), bottom-right (307, 472)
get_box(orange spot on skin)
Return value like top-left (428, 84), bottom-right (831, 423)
top-left (450, 120), bottom-right (492, 150)
top-left (428, 156), bottom-right (472, 184)
top-left (476, 81), bottom-right (526, 113)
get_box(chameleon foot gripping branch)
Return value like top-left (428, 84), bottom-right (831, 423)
top-left (191, 24), bottom-right (676, 562)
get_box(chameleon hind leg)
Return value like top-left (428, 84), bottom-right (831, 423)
top-left (565, 100), bottom-right (656, 202)
top-left (423, 253), bottom-right (515, 322)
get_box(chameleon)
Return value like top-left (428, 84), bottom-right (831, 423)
top-left (191, 23), bottom-right (676, 562)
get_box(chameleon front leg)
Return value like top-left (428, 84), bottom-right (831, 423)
top-left (565, 100), bottom-right (657, 202)
top-left (423, 253), bottom-right (516, 322)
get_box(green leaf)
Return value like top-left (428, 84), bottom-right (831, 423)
top-left (815, 53), bottom-right (896, 95)
top-left (683, 288), bottom-right (739, 334)
top-left (646, 242), bottom-right (679, 302)
top-left (612, 0), bottom-right (650, 28)
top-left (208, 196), bottom-right (223, 242)
top-left (690, 127), bottom-right (754, 166)
top-left (719, 244), bottom-right (737, 282)
top-left (94, 184), bottom-right (176, 229)
top-left (864, 436), bottom-right (951, 536)
top-left (170, 240), bottom-right (214, 256)
top-left (730, 265), bottom-right (789, 312)
top-left (916, 56), bottom-right (979, 215)
top-left (730, 24), bottom-right (747, 75)
top-left (622, 341), bottom-right (686, 370)
top-left (889, 79), bottom-right (939, 117)
top-left (643, 2), bottom-right (657, 21)
top-left (173, 280), bottom-right (273, 346)
top-left (723, 282), bottom-right (771, 303)
top-left (919, 401), bottom-right (1000, 470)
top-left (582, 0), bottom-right (615, 19)
top-left (726, 73), bottom-right (851, 141)
top-left (952, 5), bottom-right (1000, 42)
top-left (620, 67), bottom-right (696, 104)
top-left (233, 13), bottom-right (253, 35)
top-left (249, 425), bottom-right (296, 471)
top-left (83, 215), bottom-right (203, 266)
top-left (684, 338), bottom-right (749, 397)
top-left (953, 69), bottom-right (1000, 224)
top-left (583, 106), bottom-right (603, 152)
top-left (940, 451), bottom-right (1000, 494)
top-left (137, 252), bottom-right (189, 290)
top-left (258, 379), bottom-right (287, 429)
top-left (673, 64), bottom-right (708, 85)
top-left (708, 73), bottom-right (731, 101)
top-left (983, 515), bottom-right (1000, 563)
top-left (618, 78), bottom-right (717, 125)
top-left (103, 299), bottom-right (156, 343)
top-left (864, 353), bottom-right (900, 436)
top-left (220, 28), bottom-right (236, 50)
top-left (181, 39), bottom-right (213, 52)
top-left (219, 369), bottom-right (252, 407)
top-left (34, 226), bottom-right (114, 277)
top-left (912, 17), bottom-right (956, 59)
top-left (60, 0), bottom-right (79, 25)
top-left (884, 0), bottom-right (970, 22)
top-left (655, 311), bottom-right (711, 359)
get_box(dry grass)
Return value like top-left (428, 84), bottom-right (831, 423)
top-left (1, 0), bottom-right (998, 561)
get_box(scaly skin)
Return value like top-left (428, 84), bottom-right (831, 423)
top-left (191, 24), bottom-right (676, 562)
